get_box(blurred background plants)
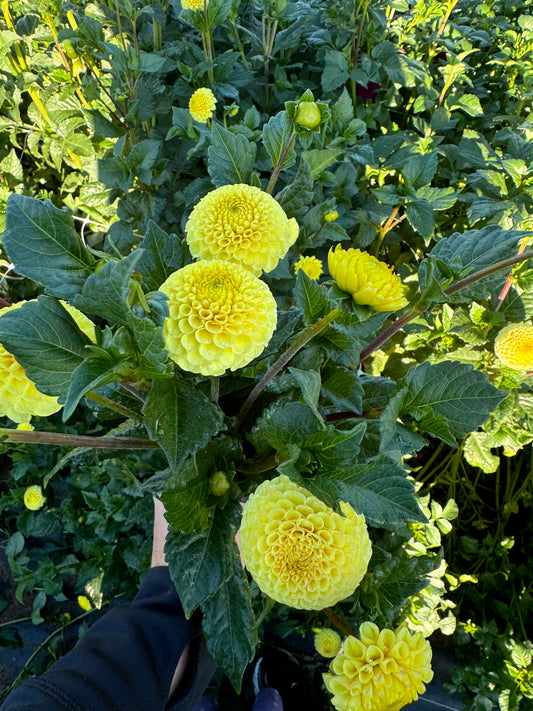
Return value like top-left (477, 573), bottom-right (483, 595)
top-left (1, 0), bottom-right (533, 708)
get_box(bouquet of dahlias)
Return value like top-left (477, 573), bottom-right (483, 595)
top-left (0, 121), bottom-right (529, 709)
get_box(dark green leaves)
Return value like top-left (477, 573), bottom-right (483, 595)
top-left (382, 360), bottom-right (508, 447)
top-left (262, 111), bottom-right (296, 171)
top-left (294, 271), bottom-right (332, 324)
top-left (143, 379), bottom-right (226, 470)
top-left (3, 195), bottom-right (94, 299)
top-left (166, 502), bottom-right (256, 691)
top-left (136, 221), bottom-right (190, 292)
top-left (208, 123), bottom-right (256, 187)
top-left (0, 296), bottom-right (90, 398)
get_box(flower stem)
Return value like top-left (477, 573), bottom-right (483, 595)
top-left (360, 248), bottom-right (533, 363)
top-left (0, 428), bottom-right (158, 449)
top-left (235, 308), bottom-right (340, 427)
top-left (85, 390), bottom-right (141, 421)
top-left (265, 132), bottom-right (296, 195)
top-left (323, 607), bottom-right (357, 637)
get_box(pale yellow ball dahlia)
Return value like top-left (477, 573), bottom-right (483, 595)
top-left (189, 87), bottom-right (216, 123)
top-left (328, 245), bottom-right (408, 312)
top-left (494, 323), bottom-right (533, 371)
top-left (240, 475), bottom-right (372, 610)
top-left (185, 184), bottom-right (299, 276)
top-left (324, 622), bottom-right (434, 711)
top-left (294, 255), bottom-right (324, 280)
top-left (0, 301), bottom-right (96, 423)
top-left (182, 0), bottom-right (205, 8)
top-left (315, 629), bottom-right (343, 658)
top-left (159, 260), bottom-right (277, 377)
top-left (24, 485), bottom-right (45, 511)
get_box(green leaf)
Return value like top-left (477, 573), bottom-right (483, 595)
top-left (128, 316), bottom-right (173, 379)
top-left (143, 378), bottom-right (226, 470)
top-left (248, 402), bottom-right (321, 455)
top-left (402, 361), bottom-right (507, 444)
top-left (314, 456), bottom-right (425, 528)
top-left (302, 422), bottom-right (366, 472)
top-left (402, 152), bottom-right (438, 190)
top-left (74, 251), bottom-right (142, 325)
top-left (317, 323), bottom-right (360, 366)
top-left (463, 432), bottom-right (500, 473)
top-left (448, 93), bottom-right (483, 117)
top-left (301, 149), bottom-right (342, 179)
top-left (162, 476), bottom-right (211, 533)
top-left (361, 376), bottom-right (397, 410)
top-left (321, 365), bottom-right (363, 413)
top-left (0, 296), bottom-right (90, 397)
top-left (165, 506), bottom-right (233, 617)
top-left (261, 111), bottom-right (296, 171)
top-left (420, 225), bottom-right (529, 303)
top-left (321, 49), bottom-right (349, 91)
top-left (331, 87), bottom-right (354, 130)
top-left (365, 551), bottom-right (435, 612)
top-left (275, 158), bottom-right (314, 218)
top-left (294, 270), bottom-right (332, 325)
top-left (405, 199), bottom-right (434, 241)
top-left (288, 367), bottom-right (322, 422)
top-left (63, 357), bottom-right (123, 421)
top-left (200, 504), bottom-right (257, 692)
top-left (136, 221), bottom-right (190, 292)
top-left (208, 122), bottom-right (257, 187)
top-left (3, 195), bottom-right (94, 300)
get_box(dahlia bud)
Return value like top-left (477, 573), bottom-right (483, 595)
top-left (209, 470), bottom-right (231, 497)
top-left (314, 629), bottom-right (342, 658)
top-left (295, 101), bottom-right (322, 129)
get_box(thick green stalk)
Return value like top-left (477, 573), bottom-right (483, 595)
top-left (235, 308), bottom-right (340, 427)
top-left (0, 429), bottom-right (158, 449)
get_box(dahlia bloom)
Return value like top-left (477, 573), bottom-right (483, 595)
top-left (328, 245), bottom-right (408, 312)
top-left (185, 184), bottom-right (299, 275)
top-left (240, 475), bottom-right (372, 610)
top-left (189, 88), bottom-right (216, 123)
top-left (24, 485), bottom-right (45, 511)
top-left (159, 260), bottom-right (277, 376)
top-left (494, 323), bottom-right (533, 371)
top-left (323, 622), bottom-right (434, 711)
top-left (315, 629), bottom-right (342, 658)
top-left (0, 301), bottom-right (95, 423)
top-left (182, 0), bottom-right (205, 10)
top-left (294, 255), bottom-right (324, 280)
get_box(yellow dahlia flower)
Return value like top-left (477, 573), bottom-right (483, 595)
top-left (294, 255), bottom-right (324, 280)
top-left (315, 629), bottom-right (342, 658)
top-left (24, 485), bottom-right (45, 511)
top-left (494, 323), bottom-right (533, 371)
top-left (185, 184), bottom-right (299, 276)
top-left (240, 475), bottom-right (372, 610)
top-left (328, 245), bottom-right (408, 312)
top-left (324, 622), bottom-right (434, 711)
top-left (189, 88), bottom-right (216, 123)
top-left (0, 301), bottom-right (95, 423)
top-left (182, 0), bottom-right (205, 8)
top-left (159, 260), bottom-right (277, 376)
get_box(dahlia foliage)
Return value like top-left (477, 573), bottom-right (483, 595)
top-left (0, 53), bottom-right (524, 710)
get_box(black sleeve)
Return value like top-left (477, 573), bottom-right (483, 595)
top-left (0, 566), bottom-right (217, 711)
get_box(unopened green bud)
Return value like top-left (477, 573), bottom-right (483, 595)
top-left (209, 470), bottom-right (231, 497)
top-left (295, 102), bottom-right (322, 129)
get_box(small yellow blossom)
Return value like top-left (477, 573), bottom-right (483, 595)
top-left (240, 475), bottom-right (372, 610)
top-left (185, 184), bottom-right (299, 276)
top-left (494, 323), bottom-right (533, 371)
top-left (295, 101), bottom-right (322, 129)
top-left (324, 622), bottom-right (434, 711)
top-left (294, 255), bottom-right (324, 280)
top-left (209, 470), bottom-right (231, 497)
top-left (315, 629), bottom-right (342, 658)
top-left (24, 485), bottom-right (45, 511)
top-left (189, 88), bottom-right (217, 123)
top-left (328, 245), bottom-right (408, 312)
top-left (77, 595), bottom-right (92, 611)
top-left (181, 0), bottom-right (205, 9)
top-left (17, 422), bottom-right (34, 431)
top-left (159, 260), bottom-right (277, 377)
top-left (324, 210), bottom-right (338, 222)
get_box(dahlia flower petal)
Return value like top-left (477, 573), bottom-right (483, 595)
top-left (185, 184), bottom-right (298, 275)
top-left (240, 475), bottom-right (372, 610)
top-left (328, 244), bottom-right (408, 312)
top-left (494, 323), bottom-right (533, 370)
top-left (324, 623), bottom-right (433, 711)
top-left (159, 260), bottom-right (277, 376)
